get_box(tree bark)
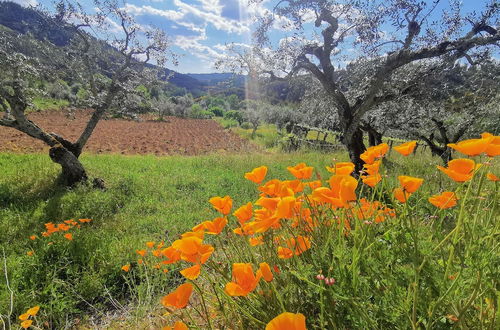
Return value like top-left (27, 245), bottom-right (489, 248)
top-left (49, 145), bottom-right (88, 186)
top-left (344, 128), bottom-right (366, 174)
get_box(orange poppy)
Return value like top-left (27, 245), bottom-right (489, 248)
top-left (245, 166), bottom-right (268, 184)
top-left (277, 246), bottom-right (294, 259)
top-left (79, 218), bottom-right (92, 223)
top-left (275, 196), bottom-right (297, 219)
top-left (233, 202), bottom-right (253, 225)
top-left (209, 196), bottom-right (233, 215)
top-left (163, 321), bottom-right (189, 330)
top-left (259, 179), bottom-right (283, 197)
top-left (180, 264), bottom-right (202, 280)
top-left (21, 320), bottom-right (33, 329)
top-left (266, 312), bottom-right (306, 330)
top-left (283, 180), bottom-right (305, 193)
top-left (428, 192), bottom-right (458, 209)
top-left (19, 313), bottom-right (29, 321)
top-left (393, 141), bottom-right (417, 156)
top-left (256, 197), bottom-right (281, 211)
top-left (398, 176), bottom-right (424, 193)
top-left (192, 217), bottom-right (228, 235)
top-left (29, 235), bottom-right (36, 240)
top-left (171, 237), bottom-right (214, 264)
top-left (286, 235), bottom-right (311, 256)
top-left (26, 251), bottom-right (34, 256)
top-left (64, 233), bottom-right (73, 241)
top-left (312, 175), bottom-right (357, 207)
top-left (305, 180), bottom-right (322, 190)
top-left (121, 264), bottom-right (131, 272)
top-left (394, 188), bottom-right (410, 203)
top-left (225, 263), bottom-right (261, 296)
top-left (146, 241), bottom-right (155, 249)
top-left (249, 236), bottom-right (264, 246)
top-left (257, 262), bottom-right (273, 282)
top-left (326, 162), bottom-right (355, 175)
top-left (136, 249), bottom-right (147, 257)
top-left (287, 163), bottom-right (314, 179)
top-left (360, 143), bottom-right (389, 165)
top-left (487, 172), bottom-right (499, 182)
top-left (26, 306), bottom-right (39, 317)
top-left (437, 159), bottom-right (479, 182)
top-left (161, 283), bottom-right (193, 309)
top-left (481, 132), bottom-right (500, 157)
top-left (361, 174), bottom-right (381, 187)
top-left (448, 136), bottom-right (492, 156)
top-left (363, 160), bottom-right (381, 175)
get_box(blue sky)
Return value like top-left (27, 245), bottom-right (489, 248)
top-left (7, 0), bottom-right (493, 73)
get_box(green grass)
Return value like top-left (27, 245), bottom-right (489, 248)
top-left (30, 97), bottom-right (70, 111)
top-left (0, 151), bottom-right (343, 327)
top-left (0, 150), bottom-right (497, 328)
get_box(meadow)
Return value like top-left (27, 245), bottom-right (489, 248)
top-left (0, 127), bottom-right (499, 329)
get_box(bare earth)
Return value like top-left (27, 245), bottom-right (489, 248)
top-left (0, 109), bottom-right (256, 155)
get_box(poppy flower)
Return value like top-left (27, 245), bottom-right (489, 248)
top-left (180, 264), bottom-right (201, 280)
top-left (361, 174), bottom-right (381, 187)
top-left (209, 196), bottom-right (233, 215)
top-left (64, 233), bottom-right (73, 241)
top-left (428, 192), bottom-right (458, 209)
top-left (161, 283), bottom-right (193, 309)
top-left (121, 264), bottom-right (131, 272)
top-left (256, 197), bottom-right (280, 211)
top-left (305, 180), bottom-right (322, 190)
top-left (312, 175), bottom-right (357, 207)
top-left (393, 141), bottom-right (417, 156)
top-left (394, 188), bottom-right (410, 203)
top-left (326, 162), bottom-right (355, 175)
top-left (259, 179), bottom-right (283, 197)
top-left (136, 249), bottom-right (147, 257)
top-left (161, 246), bottom-right (182, 264)
top-left (266, 312), bottom-right (306, 330)
top-left (283, 180), bottom-right (304, 193)
top-left (275, 196), bottom-right (296, 219)
top-left (146, 241), bottom-right (155, 249)
top-left (257, 262), bottom-right (273, 282)
top-left (245, 166), bottom-right (268, 184)
top-left (26, 251), bottom-right (34, 256)
top-left (287, 163), bottom-right (314, 179)
top-left (163, 321), bottom-right (188, 330)
top-left (192, 217), bottom-right (227, 235)
top-left (79, 219), bottom-right (92, 223)
top-left (233, 202), bottom-right (253, 225)
top-left (487, 172), bottom-right (499, 182)
top-left (225, 263), bottom-right (261, 296)
top-left (437, 159), bottom-right (479, 182)
top-left (249, 236), bottom-right (264, 246)
top-left (29, 235), bottom-right (36, 240)
top-left (171, 237), bottom-right (214, 264)
top-left (26, 306), bottom-right (39, 317)
top-left (21, 320), bottom-right (33, 329)
top-left (286, 236), bottom-right (311, 256)
top-left (19, 313), bottom-right (29, 321)
top-left (363, 160), bottom-right (381, 175)
top-left (398, 176), bottom-right (424, 193)
top-left (481, 132), bottom-right (500, 157)
top-left (277, 246), bottom-right (294, 259)
top-left (360, 143), bottom-right (389, 165)
top-left (448, 136), bottom-right (492, 156)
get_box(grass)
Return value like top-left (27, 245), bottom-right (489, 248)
top-left (30, 98), bottom-right (70, 111)
top-left (0, 147), bottom-right (497, 328)
top-left (0, 151), bottom-right (343, 328)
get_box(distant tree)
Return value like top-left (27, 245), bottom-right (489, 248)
top-left (241, 100), bottom-right (268, 138)
top-left (252, 0), bottom-right (499, 171)
top-left (0, 0), bottom-right (172, 186)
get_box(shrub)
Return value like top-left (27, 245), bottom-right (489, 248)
top-left (224, 110), bottom-right (243, 125)
top-left (209, 106), bottom-right (225, 117)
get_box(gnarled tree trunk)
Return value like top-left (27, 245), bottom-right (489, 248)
top-left (49, 145), bottom-right (88, 186)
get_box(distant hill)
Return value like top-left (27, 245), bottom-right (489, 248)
top-left (0, 1), bottom-right (210, 96)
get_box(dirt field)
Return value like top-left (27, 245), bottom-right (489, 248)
top-left (0, 109), bottom-right (256, 155)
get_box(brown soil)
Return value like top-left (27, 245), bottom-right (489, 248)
top-left (0, 109), bottom-right (256, 155)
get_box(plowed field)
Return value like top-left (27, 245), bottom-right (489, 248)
top-left (0, 109), bottom-right (256, 155)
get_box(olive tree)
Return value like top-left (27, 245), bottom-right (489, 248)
top-left (251, 0), bottom-right (499, 171)
top-left (0, 0), bottom-right (171, 186)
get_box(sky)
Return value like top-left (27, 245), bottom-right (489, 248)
top-left (7, 0), bottom-right (493, 74)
